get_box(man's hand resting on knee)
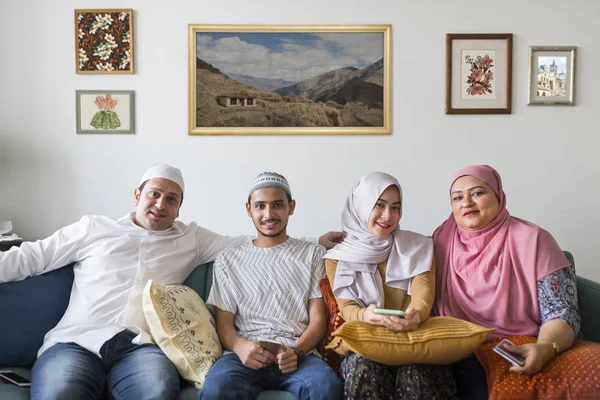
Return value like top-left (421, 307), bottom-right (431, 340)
top-left (235, 340), bottom-right (276, 370)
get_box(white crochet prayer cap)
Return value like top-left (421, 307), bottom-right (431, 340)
top-left (139, 164), bottom-right (185, 193)
top-left (248, 172), bottom-right (291, 199)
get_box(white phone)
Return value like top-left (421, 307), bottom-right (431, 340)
top-left (493, 339), bottom-right (525, 367)
top-left (373, 308), bottom-right (405, 317)
top-left (0, 371), bottom-right (31, 387)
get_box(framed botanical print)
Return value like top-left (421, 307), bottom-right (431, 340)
top-left (75, 9), bottom-right (134, 74)
top-left (445, 34), bottom-right (513, 114)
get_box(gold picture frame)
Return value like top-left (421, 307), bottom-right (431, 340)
top-left (188, 24), bottom-right (392, 135)
top-left (75, 9), bottom-right (134, 74)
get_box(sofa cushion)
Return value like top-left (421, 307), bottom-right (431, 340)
top-left (143, 280), bottom-right (222, 389)
top-left (327, 316), bottom-right (494, 365)
top-left (316, 277), bottom-right (344, 371)
top-left (0, 264), bottom-right (74, 367)
top-left (476, 335), bottom-right (600, 399)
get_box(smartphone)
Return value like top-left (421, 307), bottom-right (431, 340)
top-left (259, 339), bottom-right (286, 354)
top-left (0, 371), bottom-right (31, 387)
top-left (493, 339), bottom-right (526, 367)
top-left (373, 308), bottom-right (405, 317)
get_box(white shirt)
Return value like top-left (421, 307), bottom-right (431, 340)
top-left (208, 237), bottom-right (325, 348)
top-left (0, 213), bottom-right (250, 357)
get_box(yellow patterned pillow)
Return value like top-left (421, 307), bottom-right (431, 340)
top-left (143, 280), bottom-right (222, 389)
top-left (326, 316), bottom-right (493, 365)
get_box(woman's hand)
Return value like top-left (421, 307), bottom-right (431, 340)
top-left (504, 341), bottom-right (555, 376)
top-left (363, 304), bottom-right (385, 325)
top-left (380, 307), bottom-right (422, 332)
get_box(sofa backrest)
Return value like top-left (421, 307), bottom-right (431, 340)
top-left (183, 262), bottom-right (214, 301)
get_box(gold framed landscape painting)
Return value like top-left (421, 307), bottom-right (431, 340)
top-left (75, 9), bottom-right (134, 74)
top-left (188, 24), bottom-right (392, 135)
top-left (445, 33), bottom-right (513, 114)
top-left (528, 46), bottom-right (576, 106)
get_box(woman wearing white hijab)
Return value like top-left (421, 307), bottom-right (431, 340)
top-left (324, 172), bottom-right (457, 399)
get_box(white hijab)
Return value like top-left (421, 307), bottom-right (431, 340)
top-left (324, 172), bottom-right (433, 307)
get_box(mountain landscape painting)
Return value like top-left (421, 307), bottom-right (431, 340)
top-left (188, 25), bottom-right (391, 135)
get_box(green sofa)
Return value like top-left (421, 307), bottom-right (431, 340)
top-left (1, 252), bottom-right (598, 399)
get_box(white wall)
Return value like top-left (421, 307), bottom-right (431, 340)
top-left (1, 0), bottom-right (599, 280)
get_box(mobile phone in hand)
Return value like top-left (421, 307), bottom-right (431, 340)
top-left (373, 308), bottom-right (405, 317)
top-left (493, 339), bottom-right (526, 367)
top-left (0, 371), bottom-right (31, 387)
top-left (259, 339), bottom-right (286, 354)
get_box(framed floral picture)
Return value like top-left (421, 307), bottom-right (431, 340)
top-left (76, 90), bottom-right (135, 134)
top-left (188, 24), bottom-right (392, 135)
top-left (528, 46), bottom-right (576, 106)
top-left (75, 9), bottom-right (134, 74)
top-left (445, 34), bottom-right (513, 114)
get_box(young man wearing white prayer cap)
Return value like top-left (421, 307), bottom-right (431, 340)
top-left (200, 172), bottom-right (343, 400)
top-left (0, 165), bottom-right (343, 399)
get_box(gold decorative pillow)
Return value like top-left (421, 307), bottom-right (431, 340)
top-left (143, 280), bottom-right (222, 389)
top-left (326, 316), bottom-right (493, 365)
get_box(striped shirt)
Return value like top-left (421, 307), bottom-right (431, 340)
top-left (208, 237), bottom-right (325, 347)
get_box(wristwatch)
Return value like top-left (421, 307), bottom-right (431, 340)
top-left (289, 346), bottom-right (305, 362)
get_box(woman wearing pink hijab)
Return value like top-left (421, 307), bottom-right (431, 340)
top-left (433, 165), bottom-right (580, 398)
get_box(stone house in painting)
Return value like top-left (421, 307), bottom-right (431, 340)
top-left (216, 91), bottom-right (257, 107)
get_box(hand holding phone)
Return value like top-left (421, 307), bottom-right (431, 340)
top-left (493, 339), bottom-right (526, 367)
top-left (0, 371), bottom-right (31, 387)
top-left (259, 339), bottom-right (286, 355)
top-left (373, 308), bottom-right (405, 317)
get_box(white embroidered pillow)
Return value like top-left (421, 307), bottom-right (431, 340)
top-left (143, 280), bottom-right (222, 389)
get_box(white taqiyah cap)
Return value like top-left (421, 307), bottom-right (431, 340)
top-left (139, 164), bottom-right (184, 194)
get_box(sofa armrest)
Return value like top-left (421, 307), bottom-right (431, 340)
top-left (577, 275), bottom-right (600, 344)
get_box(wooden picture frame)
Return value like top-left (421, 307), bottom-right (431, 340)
top-left (528, 46), bottom-right (576, 106)
top-left (76, 90), bottom-right (135, 134)
top-left (75, 9), bottom-right (134, 74)
top-left (445, 33), bottom-right (512, 114)
top-left (188, 24), bottom-right (392, 135)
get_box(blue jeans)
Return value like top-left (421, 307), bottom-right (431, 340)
top-left (199, 352), bottom-right (343, 400)
top-left (31, 330), bottom-right (180, 400)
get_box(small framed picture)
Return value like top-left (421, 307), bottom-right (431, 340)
top-left (528, 46), bottom-right (576, 106)
top-left (445, 33), bottom-right (513, 114)
top-left (75, 9), bottom-right (134, 74)
top-left (76, 90), bottom-right (135, 134)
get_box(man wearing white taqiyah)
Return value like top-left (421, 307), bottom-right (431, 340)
top-left (0, 165), bottom-right (343, 399)
top-left (200, 172), bottom-right (343, 400)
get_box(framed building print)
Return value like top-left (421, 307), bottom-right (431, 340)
top-left (528, 46), bottom-right (576, 106)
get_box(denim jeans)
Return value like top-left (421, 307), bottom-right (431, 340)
top-left (31, 330), bottom-right (180, 400)
top-left (199, 352), bottom-right (343, 400)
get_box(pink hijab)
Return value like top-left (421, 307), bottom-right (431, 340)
top-left (433, 165), bottom-right (569, 338)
